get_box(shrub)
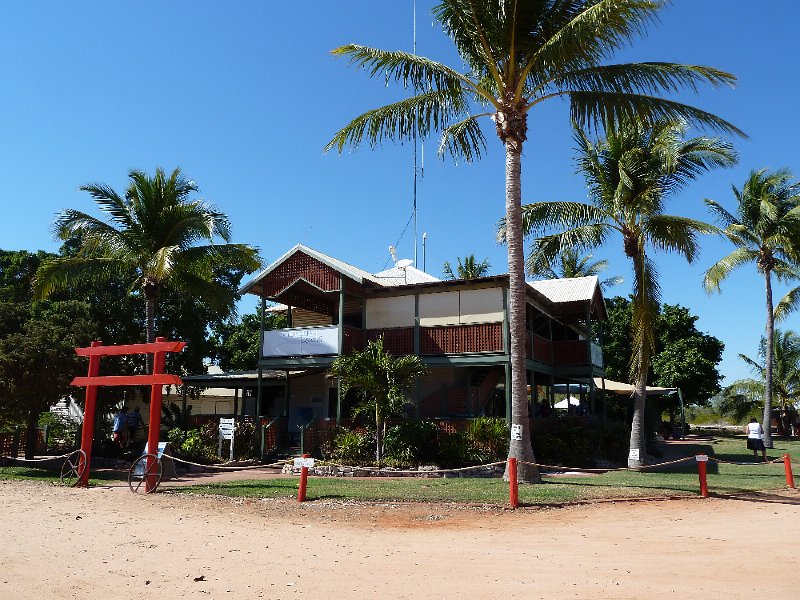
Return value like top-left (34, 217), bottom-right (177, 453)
top-left (332, 430), bottom-right (373, 465)
top-left (383, 420), bottom-right (439, 466)
top-left (167, 426), bottom-right (216, 464)
top-left (466, 417), bottom-right (509, 462)
top-left (437, 430), bottom-right (475, 467)
top-left (532, 417), bottom-right (628, 467)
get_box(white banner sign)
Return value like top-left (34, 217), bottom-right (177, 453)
top-left (293, 457), bottom-right (315, 469)
top-left (695, 454), bottom-right (708, 462)
top-left (263, 326), bottom-right (339, 357)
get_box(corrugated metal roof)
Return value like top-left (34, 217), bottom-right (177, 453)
top-left (528, 276), bottom-right (599, 303)
top-left (373, 265), bottom-right (440, 286)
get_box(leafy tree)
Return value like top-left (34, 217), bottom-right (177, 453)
top-left (327, 338), bottom-right (428, 463)
top-left (0, 301), bottom-right (96, 458)
top-left (34, 168), bottom-right (261, 368)
top-left (327, 1), bottom-right (740, 482)
top-left (719, 330), bottom-right (800, 424)
top-left (520, 119), bottom-right (735, 466)
top-left (443, 254), bottom-right (490, 280)
top-left (704, 169), bottom-right (800, 447)
top-left (536, 247), bottom-right (622, 290)
top-left (212, 308), bottom-right (288, 371)
top-left (603, 297), bottom-right (724, 407)
top-left (0, 250), bottom-right (54, 303)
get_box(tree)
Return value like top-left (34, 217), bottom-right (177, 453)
top-left (719, 330), bottom-right (800, 425)
top-left (519, 119), bottom-right (735, 466)
top-left (212, 308), bottom-right (288, 371)
top-left (34, 168), bottom-right (261, 367)
top-left (0, 301), bottom-right (96, 458)
top-left (326, 0), bottom-right (740, 481)
top-left (603, 297), bottom-right (724, 406)
top-left (535, 247), bottom-right (622, 290)
top-left (443, 254), bottom-right (490, 279)
top-left (704, 169), bottom-right (800, 447)
top-left (327, 338), bottom-right (428, 463)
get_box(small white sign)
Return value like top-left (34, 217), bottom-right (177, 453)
top-left (695, 454), bottom-right (709, 462)
top-left (628, 448), bottom-right (640, 461)
top-left (510, 424), bottom-right (523, 441)
top-left (219, 418), bottom-right (235, 441)
top-left (293, 457), bottom-right (315, 469)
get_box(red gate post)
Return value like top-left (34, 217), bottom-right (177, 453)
top-left (696, 454), bottom-right (709, 498)
top-left (77, 341), bottom-right (102, 487)
top-left (146, 337), bottom-right (168, 493)
top-left (297, 453), bottom-right (310, 503)
top-left (784, 454), bottom-right (795, 489)
top-left (508, 457), bottom-right (519, 509)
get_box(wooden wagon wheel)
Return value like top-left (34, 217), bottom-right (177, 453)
top-left (128, 453), bottom-right (163, 494)
top-left (59, 449), bottom-right (87, 487)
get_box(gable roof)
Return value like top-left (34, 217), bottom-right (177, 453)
top-left (528, 276), bottom-right (600, 303)
top-left (239, 244), bottom-right (382, 295)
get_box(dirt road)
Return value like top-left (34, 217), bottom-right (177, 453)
top-left (1, 480), bottom-right (797, 599)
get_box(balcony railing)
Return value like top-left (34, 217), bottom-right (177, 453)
top-left (420, 323), bottom-right (503, 355)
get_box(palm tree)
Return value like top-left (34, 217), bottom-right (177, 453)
top-left (326, 1), bottom-right (741, 482)
top-left (536, 247), bottom-right (622, 290)
top-left (720, 330), bottom-right (800, 425)
top-left (328, 338), bottom-right (429, 463)
top-left (704, 169), bottom-right (800, 448)
top-left (35, 168), bottom-right (261, 362)
top-left (515, 118), bottom-right (736, 467)
top-left (443, 254), bottom-right (491, 279)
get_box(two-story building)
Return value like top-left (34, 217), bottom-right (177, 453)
top-left (231, 244), bottom-right (606, 448)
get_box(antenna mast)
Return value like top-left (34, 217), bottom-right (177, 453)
top-left (412, 0), bottom-right (420, 268)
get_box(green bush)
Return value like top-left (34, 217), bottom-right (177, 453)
top-left (466, 417), bottom-right (509, 462)
top-left (437, 430), bottom-right (476, 467)
top-left (532, 417), bottom-right (628, 467)
top-left (383, 420), bottom-right (439, 466)
top-left (332, 430), bottom-right (373, 465)
top-left (167, 426), bottom-right (216, 464)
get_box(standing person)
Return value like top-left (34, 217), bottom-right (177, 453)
top-left (112, 406), bottom-right (128, 448)
top-left (126, 407), bottom-right (143, 446)
top-left (745, 417), bottom-right (767, 462)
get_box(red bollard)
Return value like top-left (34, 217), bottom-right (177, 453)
top-left (508, 457), bottom-right (519, 509)
top-left (784, 454), bottom-right (795, 489)
top-left (696, 454), bottom-right (709, 498)
top-left (297, 453), bottom-right (310, 503)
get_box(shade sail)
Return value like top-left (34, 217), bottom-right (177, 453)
top-left (592, 377), bottom-right (676, 396)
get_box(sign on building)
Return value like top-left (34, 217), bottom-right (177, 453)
top-left (263, 326), bottom-right (340, 357)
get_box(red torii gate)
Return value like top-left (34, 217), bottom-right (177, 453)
top-left (71, 336), bottom-right (185, 491)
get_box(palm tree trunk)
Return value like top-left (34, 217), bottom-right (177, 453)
top-left (627, 249), bottom-right (651, 468)
top-left (144, 287), bottom-right (157, 373)
top-left (628, 372), bottom-right (648, 468)
top-left (763, 269), bottom-right (775, 449)
top-left (375, 406), bottom-right (383, 464)
top-left (502, 136), bottom-right (540, 484)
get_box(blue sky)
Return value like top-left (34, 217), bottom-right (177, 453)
top-left (0, 1), bottom-right (797, 386)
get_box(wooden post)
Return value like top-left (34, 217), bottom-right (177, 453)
top-left (146, 337), bottom-right (167, 493)
top-left (297, 453), bottom-right (310, 503)
top-left (77, 341), bottom-right (102, 487)
top-left (696, 455), bottom-right (709, 498)
top-left (508, 457), bottom-right (519, 508)
top-left (784, 454), bottom-right (795, 489)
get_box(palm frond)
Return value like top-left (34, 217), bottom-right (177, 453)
top-left (644, 214), bottom-right (716, 263)
top-left (567, 91), bottom-right (746, 137)
top-left (703, 247), bottom-right (759, 293)
top-left (775, 286), bottom-right (800, 321)
top-left (437, 113), bottom-right (489, 163)
top-left (33, 256), bottom-right (132, 300)
top-left (325, 90), bottom-right (471, 154)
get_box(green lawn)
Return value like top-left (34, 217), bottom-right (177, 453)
top-left (2, 436), bottom-right (797, 505)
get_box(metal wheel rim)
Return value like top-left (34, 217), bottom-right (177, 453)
top-left (59, 449), bottom-right (87, 487)
top-left (128, 453), bottom-right (163, 494)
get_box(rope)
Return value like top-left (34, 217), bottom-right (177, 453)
top-left (305, 460), bottom-right (507, 476)
top-left (159, 453), bottom-right (286, 471)
top-left (706, 456), bottom-right (785, 467)
top-left (0, 451), bottom-right (79, 463)
top-left (517, 456), bottom-right (696, 473)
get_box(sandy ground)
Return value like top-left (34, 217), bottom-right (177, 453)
top-left (1, 479), bottom-right (798, 600)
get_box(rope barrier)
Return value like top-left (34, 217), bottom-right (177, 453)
top-left (517, 456), bottom-right (696, 473)
top-left (706, 456), bottom-right (785, 467)
top-left (306, 459), bottom-right (507, 476)
top-left (159, 453), bottom-right (287, 471)
top-left (0, 451), bottom-right (78, 463)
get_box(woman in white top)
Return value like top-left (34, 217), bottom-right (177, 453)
top-left (745, 417), bottom-right (767, 462)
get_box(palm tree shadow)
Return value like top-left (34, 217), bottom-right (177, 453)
top-left (723, 491), bottom-right (800, 506)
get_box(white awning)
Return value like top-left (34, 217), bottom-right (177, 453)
top-left (593, 377), bottom-right (676, 396)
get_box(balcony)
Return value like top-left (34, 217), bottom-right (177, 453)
top-left (263, 325), bottom-right (364, 357)
top-left (367, 322), bottom-right (503, 355)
